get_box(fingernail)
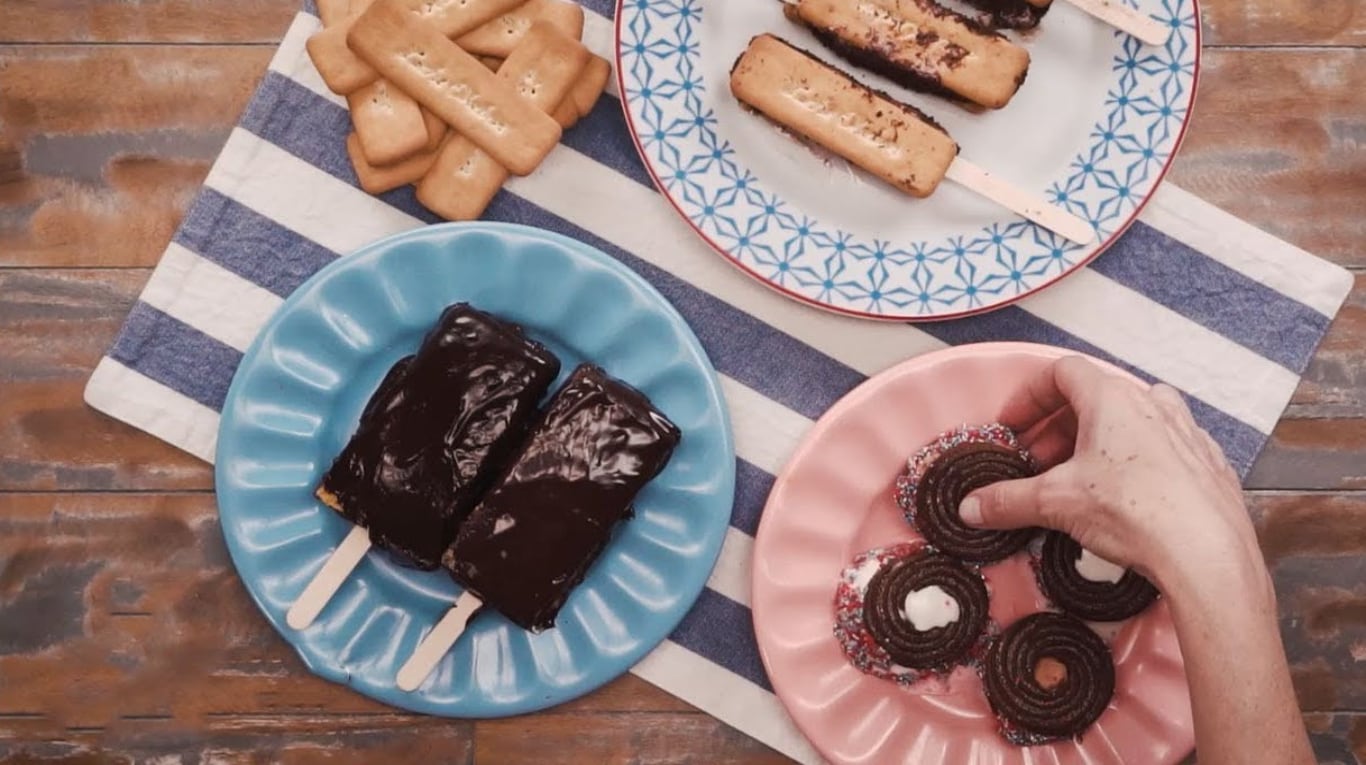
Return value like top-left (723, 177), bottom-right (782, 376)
top-left (959, 496), bottom-right (982, 526)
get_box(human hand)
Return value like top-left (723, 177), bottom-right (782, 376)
top-left (958, 356), bottom-right (1262, 594)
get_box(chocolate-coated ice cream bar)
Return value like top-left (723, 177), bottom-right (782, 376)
top-left (443, 363), bottom-right (681, 632)
top-left (316, 303), bottom-right (561, 570)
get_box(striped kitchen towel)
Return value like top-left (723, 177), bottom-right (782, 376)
top-left (83, 3), bottom-right (1352, 762)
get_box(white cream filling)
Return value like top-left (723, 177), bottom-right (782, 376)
top-left (1075, 548), bottom-right (1126, 584)
top-left (851, 556), bottom-right (882, 594)
top-left (900, 585), bottom-right (960, 631)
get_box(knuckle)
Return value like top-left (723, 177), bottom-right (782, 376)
top-left (1035, 471), bottom-right (1078, 523)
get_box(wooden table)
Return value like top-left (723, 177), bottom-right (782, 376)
top-left (1, 1), bottom-right (1363, 762)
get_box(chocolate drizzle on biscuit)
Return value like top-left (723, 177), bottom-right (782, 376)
top-left (960, 0), bottom-right (1051, 30)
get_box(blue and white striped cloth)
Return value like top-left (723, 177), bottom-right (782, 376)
top-left (84, 3), bottom-right (1351, 761)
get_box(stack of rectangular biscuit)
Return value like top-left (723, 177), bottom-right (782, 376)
top-left (308, 0), bottom-right (612, 220)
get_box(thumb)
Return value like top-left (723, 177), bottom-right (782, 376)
top-left (959, 473), bottom-right (1055, 530)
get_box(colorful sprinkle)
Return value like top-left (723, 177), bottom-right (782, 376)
top-left (895, 423), bottom-right (1034, 528)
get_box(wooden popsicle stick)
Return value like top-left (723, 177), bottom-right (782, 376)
top-left (286, 524), bottom-right (372, 630)
top-left (944, 158), bottom-right (1095, 246)
top-left (1062, 0), bottom-right (1170, 46)
top-left (397, 591), bottom-right (484, 692)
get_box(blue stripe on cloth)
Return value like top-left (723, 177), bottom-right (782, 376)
top-left (176, 188), bottom-right (339, 296)
top-left (560, 96), bottom-right (655, 190)
top-left (919, 308), bottom-right (1265, 476)
top-left (1088, 222), bottom-right (1328, 372)
top-left (731, 459), bottom-right (775, 538)
top-left (108, 303), bottom-right (244, 410)
top-left (240, 76), bottom-right (869, 423)
top-left (484, 194), bottom-right (867, 421)
top-left (670, 588), bottom-right (772, 691)
top-left (579, 0), bottom-right (617, 20)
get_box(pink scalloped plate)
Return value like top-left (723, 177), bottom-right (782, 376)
top-left (752, 342), bottom-right (1195, 765)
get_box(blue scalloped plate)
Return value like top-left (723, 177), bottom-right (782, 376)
top-left (215, 222), bottom-right (735, 717)
top-left (616, 0), bottom-right (1199, 320)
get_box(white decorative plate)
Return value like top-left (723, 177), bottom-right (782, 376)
top-left (616, 0), bottom-right (1200, 320)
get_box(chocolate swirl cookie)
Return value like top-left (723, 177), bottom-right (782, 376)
top-left (863, 551), bottom-right (990, 671)
top-left (982, 612), bottom-right (1116, 744)
top-left (1037, 531), bottom-right (1159, 622)
top-left (897, 425), bottom-right (1039, 563)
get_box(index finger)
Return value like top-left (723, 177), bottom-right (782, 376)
top-left (999, 355), bottom-right (1105, 431)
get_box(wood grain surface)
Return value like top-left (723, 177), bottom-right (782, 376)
top-left (1, 1), bottom-right (1364, 763)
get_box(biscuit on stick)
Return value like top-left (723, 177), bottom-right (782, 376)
top-left (349, 0), bottom-right (563, 176)
top-left (349, 79), bottom-right (430, 165)
top-left (417, 22), bottom-right (589, 219)
top-left (457, 0), bottom-right (586, 58)
top-left (347, 132), bottom-right (442, 194)
top-left (731, 34), bottom-right (1094, 243)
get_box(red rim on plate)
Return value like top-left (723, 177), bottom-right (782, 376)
top-left (751, 343), bottom-right (1195, 764)
top-left (614, 3), bottom-right (1203, 322)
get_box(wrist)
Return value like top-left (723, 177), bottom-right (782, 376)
top-left (1154, 541), bottom-right (1275, 617)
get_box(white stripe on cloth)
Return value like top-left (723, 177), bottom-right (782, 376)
top-left (580, 6), bottom-right (622, 99)
top-left (277, 12), bottom-right (344, 108)
top-left (707, 527), bottom-right (756, 608)
top-left (206, 128), bottom-right (421, 251)
top-left (632, 640), bottom-right (822, 765)
top-left (141, 242), bottom-right (284, 353)
top-left (84, 357), bottom-right (223, 463)
top-left (1141, 183), bottom-right (1354, 319)
top-left (722, 377), bottom-right (814, 476)
top-left (1019, 268), bottom-right (1299, 434)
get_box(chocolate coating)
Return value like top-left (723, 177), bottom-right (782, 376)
top-left (444, 364), bottom-right (681, 632)
top-left (912, 442), bottom-right (1038, 563)
top-left (1038, 532), bottom-right (1159, 622)
top-left (784, 1), bottom-right (1029, 108)
top-left (863, 551), bottom-right (989, 671)
top-left (317, 303), bottom-right (560, 569)
top-left (983, 612), bottom-right (1115, 744)
top-left (960, 0), bottom-right (1051, 30)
